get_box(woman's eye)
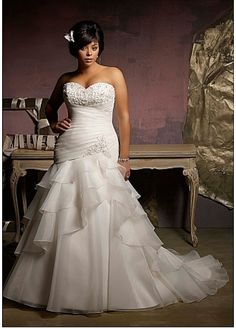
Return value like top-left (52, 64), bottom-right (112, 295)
top-left (79, 46), bottom-right (98, 51)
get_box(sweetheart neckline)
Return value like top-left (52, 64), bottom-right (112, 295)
top-left (64, 81), bottom-right (115, 91)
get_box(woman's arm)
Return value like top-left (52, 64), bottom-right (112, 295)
top-left (112, 67), bottom-right (131, 179)
top-left (45, 74), bottom-right (71, 133)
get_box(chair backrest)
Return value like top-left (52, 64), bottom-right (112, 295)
top-left (3, 97), bottom-right (52, 135)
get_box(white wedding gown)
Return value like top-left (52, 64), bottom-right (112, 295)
top-left (3, 82), bottom-right (229, 314)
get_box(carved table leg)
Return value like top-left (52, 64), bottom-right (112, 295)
top-left (21, 178), bottom-right (28, 216)
top-left (10, 161), bottom-right (27, 243)
top-left (20, 178), bottom-right (29, 232)
top-left (183, 167), bottom-right (199, 247)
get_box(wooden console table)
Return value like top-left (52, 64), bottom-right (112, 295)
top-left (10, 144), bottom-right (199, 246)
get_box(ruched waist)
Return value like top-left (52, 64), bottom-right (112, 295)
top-left (54, 125), bottom-right (119, 164)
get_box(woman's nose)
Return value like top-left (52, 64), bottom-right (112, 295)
top-left (86, 48), bottom-right (92, 56)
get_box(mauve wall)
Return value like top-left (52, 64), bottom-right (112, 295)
top-left (3, 0), bottom-right (233, 227)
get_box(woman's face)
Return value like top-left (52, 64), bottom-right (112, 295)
top-left (77, 39), bottom-right (99, 66)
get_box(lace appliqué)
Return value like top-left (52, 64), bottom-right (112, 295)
top-left (82, 136), bottom-right (111, 158)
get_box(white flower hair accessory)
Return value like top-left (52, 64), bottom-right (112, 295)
top-left (64, 30), bottom-right (75, 43)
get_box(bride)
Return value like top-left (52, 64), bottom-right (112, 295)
top-left (3, 20), bottom-right (229, 314)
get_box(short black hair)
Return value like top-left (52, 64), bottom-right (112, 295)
top-left (67, 20), bottom-right (104, 58)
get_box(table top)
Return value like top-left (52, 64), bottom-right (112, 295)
top-left (11, 144), bottom-right (197, 160)
top-left (129, 144), bottom-right (196, 158)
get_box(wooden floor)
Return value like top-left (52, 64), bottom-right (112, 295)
top-left (3, 228), bottom-right (233, 327)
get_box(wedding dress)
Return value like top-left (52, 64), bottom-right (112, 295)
top-left (3, 82), bottom-right (229, 314)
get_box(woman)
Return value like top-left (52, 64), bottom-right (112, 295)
top-left (3, 20), bottom-right (229, 314)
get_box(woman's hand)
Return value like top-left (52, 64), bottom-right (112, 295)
top-left (51, 118), bottom-right (71, 134)
top-left (118, 161), bottom-right (131, 181)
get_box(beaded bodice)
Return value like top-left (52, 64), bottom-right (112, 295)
top-left (54, 81), bottom-right (119, 163)
top-left (63, 82), bottom-right (115, 108)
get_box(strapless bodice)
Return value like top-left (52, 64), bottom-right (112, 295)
top-left (54, 82), bottom-right (119, 163)
top-left (63, 81), bottom-right (115, 109)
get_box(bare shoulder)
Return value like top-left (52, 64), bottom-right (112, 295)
top-left (57, 71), bottom-right (76, 85)
top-left (48, 71), bottom-right (76, 102)
top-left (106, 66), bottom-right (124, 79)
top-left (103, 66), bottom-right (126, 87)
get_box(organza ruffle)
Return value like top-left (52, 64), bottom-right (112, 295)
top-left (3, 153), bottom-right (229, 314)
top-left (16, 154), bottom-right (163, 254)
